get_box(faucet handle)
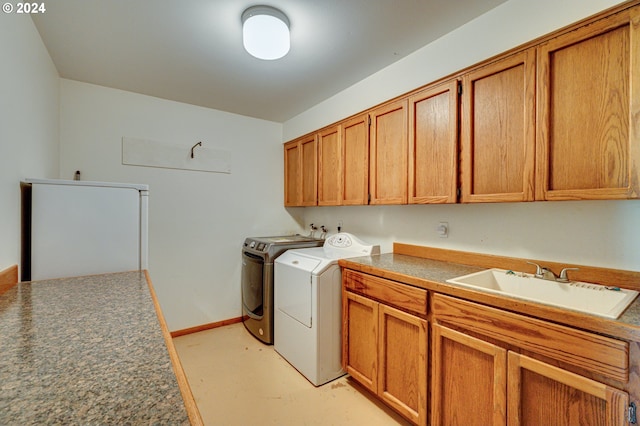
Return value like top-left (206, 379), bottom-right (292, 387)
top-left (526, 261), bottom-right (544, 277)
top-left (558, 267), bottom-right (580, 283)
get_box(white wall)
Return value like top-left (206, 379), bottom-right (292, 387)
top-left (302, 202), bottom-right (640, 271)
top-left (59, 79), bottom-right (305, 331)
top-left (285, 0), bottom-right (640, 272)
top-left (0, 14), bottom-right (59, 271)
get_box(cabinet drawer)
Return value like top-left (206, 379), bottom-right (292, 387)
top-left (432, 294), bottom-right (628, 383)
top-left (344, 270), bottom-right (428, 316)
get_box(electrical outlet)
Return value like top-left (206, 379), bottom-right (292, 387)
top-left (437, 222), bottom-right (449, 238)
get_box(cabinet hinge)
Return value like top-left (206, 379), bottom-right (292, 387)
top-left (628, 402), bottom-right (637, 424)
top-left (457, 81), bottom-right (463, 96)
top-left (368, 116), bottom-right (371, 126)
top-left (367, 193), bottom-right (371, 204)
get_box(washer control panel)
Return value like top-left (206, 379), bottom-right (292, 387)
top-left (324, 233), bottom-right (380, 256)
top-left (326, 234), bottom-right (352, 248)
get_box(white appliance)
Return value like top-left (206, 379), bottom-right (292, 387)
top-left (21, 178), bottom-right (149, 281)
top-left (274, 233), bottom-right (380, 386)
top-left (240, 235), bottom-right (324, 344)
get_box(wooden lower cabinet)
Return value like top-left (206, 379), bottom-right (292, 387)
top-left (343, 290), bottom-right (428, 425)
top-left (508, 352), bottom-right (629, 426)
top-left (379, 304), bottom-right (428, 424)
top-left (343, 272), bottom-right (632, 426)
top-left (343, 291), bottom-right (378, 392)
top-left (431, 324), bottom-right (507, 426)
top-left (432, 316), bottom-right (630, 425)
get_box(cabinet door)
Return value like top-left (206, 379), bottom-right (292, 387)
top-left (461, 49), bottom-right (536, 203)
top-left (318, 125), bottom-right (342, 206)
top-left (342, 291), bottom-right (378, 393)
top-left (409, 80), bottom-right (459, 204)
top-left (431, 324), bottom-right (507, 426)
top-left (300, 135), bottom-right (318, 206)
top-left (507, 352), bottom-right (629, 426)
top-left (284, 135), bottom-right (317, 206)
top-left (284, 140), bottom-right (300, 206)
top-left (369, 99), bottom-right (408, 204)
top-left (342, 114), bottom-right (370, 205)
top-left (536, 6), bottom-right (640, 200)
top-left (379, 304), bottom-right (428, 426)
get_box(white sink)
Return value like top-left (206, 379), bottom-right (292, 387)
top-left (446, 268), bottom-right (638, 319)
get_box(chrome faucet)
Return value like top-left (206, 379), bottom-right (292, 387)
top-left (527, 261), bottom-right (579, 282)
top-left (557, 267), bottom-right (580, 283)
top-left (527, 261), bottom-right (557, 281)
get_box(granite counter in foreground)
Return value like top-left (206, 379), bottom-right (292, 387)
top-left (0, 271), bottom-right (201, 425)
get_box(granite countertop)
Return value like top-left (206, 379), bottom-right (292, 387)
top-left (341, 253), bottom-right (640, 340)
top-left (0, 271), bottom-right (191, 425)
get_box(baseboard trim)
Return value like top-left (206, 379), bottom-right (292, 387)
top-left (0, 265), bottom-right (19, 295)
top-left (170, 316), bottom-right (243, 338)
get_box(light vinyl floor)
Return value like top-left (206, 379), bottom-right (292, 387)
top-left (173, 322), bottom-right (412, 425)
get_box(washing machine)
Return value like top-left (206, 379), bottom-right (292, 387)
top-left (241, 235), bottom-right (324, 344)
top-left (274, 233), bottom-right (380, 386)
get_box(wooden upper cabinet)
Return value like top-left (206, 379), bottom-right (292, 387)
top-left (317, 115), bottom-right (370, 206)
top-left (285, 3), bottom-right (640, 207)
top-left (283, 134), bottom-right (317, 206)
top-left (369, 99), bottom-right (409, 205)
top-left (461, 49), bottom-right (536, 203)
top-left (284, 140), bottom-right (300, 206)
top-left (408, 80), bottom-right (459, 204)
top-left (342, 114), bottom-right (370, 205)
top-left (300, 136), bottom-right (318, 206)
top-left (536, 5), bottom-right (640, 200)
top-left (318, 125), bottom-right (342, 206)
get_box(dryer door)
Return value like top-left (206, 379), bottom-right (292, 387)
top-left (275, 252), bottom-right (321, 328)
top-left (241, 251), bottom-right (264, 318)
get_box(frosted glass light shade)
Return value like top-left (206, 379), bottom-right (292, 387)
top-left (242, 6), bottom-right (290, 60)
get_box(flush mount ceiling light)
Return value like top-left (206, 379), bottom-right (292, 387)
top-left (241, 5), bottom-right (290, 60)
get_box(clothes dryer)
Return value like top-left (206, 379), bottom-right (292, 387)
top-left (274, 233), bottom-right (380, 386)
top-left (241, 235), bottom-right (324, 344)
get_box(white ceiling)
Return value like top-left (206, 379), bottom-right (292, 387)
top-left (32, 0), bottom-right (506, 122)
